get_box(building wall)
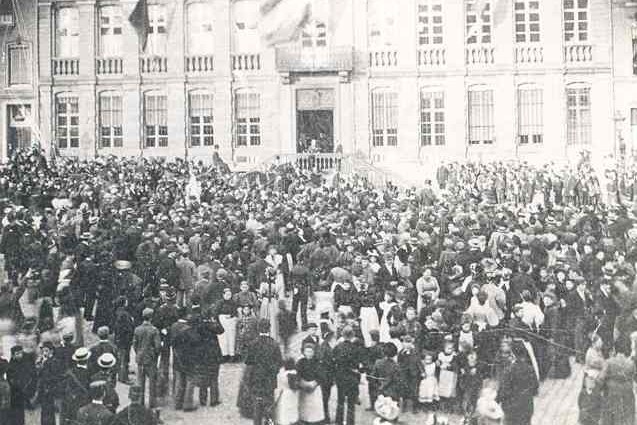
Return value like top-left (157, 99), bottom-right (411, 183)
top-left (0, 0), bottom-right (627, 169)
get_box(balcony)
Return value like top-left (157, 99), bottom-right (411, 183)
top-left (140, 56), bottom-right (167, 74)
top-left (186, 55), bottom-right (214, 73)
top-left (465, 45), bottom-right (495, 65)
top-left (52, 58), bottom-right (79, 76)
top-left (96, 57), bottom-right (123, 75)
top-left (418, 47), bottom-right (446, 68)
top-left (232, 53), bottom-right (261, 71)
top-left (369, 50), bottom-right (398, 68)
top-left (515, 45), bottom-right (543, 65)
top-left (274, 153), bottom-right (343, 172)
top-left (564, 44), bottom-right (593, 64)
top-left (275, 46), bottom-right (353, 72)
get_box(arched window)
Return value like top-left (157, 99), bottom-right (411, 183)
top-left (99, 92), bottom-right (123, 148)
top-left (55, 93), bottom-right (80, 149)
top-left (187, 2), bottom-right (214, 55)
top-left (56, 7), bottom-right (79, 57)
top-left (144, 91), bottom-right (168, 147)
top-left (468, 85), bottom-right (494, 145)
top-left (566, 83), bottom-right (591, 145)
top-left (235, 89), bottom-right (261, 147)
top-left (420, 89), bottom-right (445, 146)
top-left (371, 89), bottom-right (398, 147)
top-left (189, 90), bottom-right (214, 147)
top-left (517, 84), bottom-right (543, 145)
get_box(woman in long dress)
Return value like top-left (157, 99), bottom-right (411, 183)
top-left (214, 287), bottom-right (238, 360)
top-left (297, 343), bottom-right (325, 425)
top-left (378, 291), bottom-right (397, 343)
top-left (416, 269), bottom-right (439, 315)
top-left (274, 360), bottom-right (300, 425)
top-left (259, 267), bottom-right (285, 342)
top-left (358, 284), bottom-right (380, 347)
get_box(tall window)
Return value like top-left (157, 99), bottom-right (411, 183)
top-left (515, 0), bottom-right (540, 43)
top-left (99, 6), bottom-right (123, 57)
top-left (566, 85), bottom-right (591, 145)
top-left (563, 0), bottom-right (588, 42)
top-left (232, 0), bottom-right (260, 52)
top-left (56, 94), bottom-right (79, 149)
top-left (466, 0), bottom-right (491, 44)
top-left (144, 93), bottom-right (168, 148)
top-left (302, 20), bottom-right (327, 48)
top-left (56, 7), bottom-right (80, 57)
top-left (368, 0), bottom-right (397, 47)
top-left (235, 91), bottom-right (261, 147)
top-left (417, 1), bottom-right (443, 46)
top-left (517, 86), bottom-right (543, 144)
top-left (188, 2), bottom-right (214, 55)
top-left (632, 25), bottom-right (637, 75)
top-left (189, 91), bottom-right (214, 147)
top-left (468, 88), bottom-right (495, 144)
top-left (146, 5), bottom-right (167, 55)
top-left (8, 45), bottom-right (31, 85)
top-left (371, 90), bottom-right (398, 147)
top-left (420, 91), bottom-right (445, 146)
top-left (99, 92), bottom-right (123, 148)
top-left (631, 108), bottom-right (637, 151)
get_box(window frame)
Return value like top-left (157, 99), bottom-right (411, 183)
top-left (187, 2), bottom-right (215, 55)
top-left (417, 0), bottom-right (444, 46)
top-left (420, 90), bottom-right (445, 146)
top-left (55, 7), bottom-right (80, 58)
top-left (189, 90), bottom-right (215, 147)
top-left (98, 92), bottom-right (123, 149)
top-left (371, 89), bottom-right (399, 147)
top-left (235, 90), bottom-right (261, 147)
top-left (566, 84), bottom-right (592, 146)
top-left (301, 20), bottom-right (328, 48)
top-left (468, 87), bottom-right (495, 145)
top-left (563, 0), bottom-right (588, 43)
top-left (466, 0), bottom-right (492, 44)
top-left (55, 93), bottom-right (80, 149)
top-left (143, 92), bottom-right (168, 148)
top-left (517, 85), bottom-right (544, 145)
top-left (7, 43), bottom-right (31, 86)
top-left (514, 0), bottom-right (541, 43)
top-left (99, 5), bottom-right (123, 57)
top-left (146, 4), bottom-right (167, 55)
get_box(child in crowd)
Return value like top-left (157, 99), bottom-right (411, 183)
top-left (418, 351), bottom-right (439, 411)
top-left (437, 338), bottom-right (459, 414)
top-left (458, 350), bottom-right (487, 423)
top-left (398, 335), bottom-right (421, 413)
top-left (365, 330), bottom-right (384, 411)
top-left (372, 343), bottom-right (402, 402)
top-left (236, 304), bottom-right (258, 360)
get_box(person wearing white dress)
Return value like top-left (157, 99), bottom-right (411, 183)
top-left (274, 360), bottom-right (300, 425)
top-left (259, 267), bottom-right (286, 342)
top-left (297, 343), bottom-right (325, 424)
top-left (378, 292), bottom-right (397, 343)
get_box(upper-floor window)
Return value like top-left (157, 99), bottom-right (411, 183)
top-left (368, 0), bottom-right (397, 47)
top-left (232, 0), bottom-right (260, 52)
top-left (468, 87), bottom-right (495, 144)
top-left (566, 84), bottom-right (591, 145)
top-left (0, 1), bottom-right (14, 27)
top-left (563, 0), bottom-right (588, 43)
top-left (515, 0), bottom-right (540, 43)
top-left (417, 1), bottom-right (443, 45)
top-left (188, 2), bottom-right (215, 55)
top-left (146, 4), bottom-right (167, 55)
top-left (8, 45), bottom-right (31, 85)
top-left (466, 0), bottom-right (491, 44)
top-left (302, 20), bottom-right (327, 48)
top-left (56, 94), bottom-right (80, 149)
top-left (371, 90), bottom-right (398, 147)
top-left (632, 24), bottom-right (637, 75)
top-left (99, 6), bottom-right (123, 57)
top-left (56, 7), bottom-right (80, 57)
top-left (99, 92), bottom-right (123, 148)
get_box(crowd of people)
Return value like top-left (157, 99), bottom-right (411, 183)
top-left (0, 147), bottom-right (635, 425)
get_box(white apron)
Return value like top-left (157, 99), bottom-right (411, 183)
top-left (217, 314), bottom-right (238, 356)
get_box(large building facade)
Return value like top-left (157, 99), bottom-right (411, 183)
top-left (1, 0), bottom-right (637, 169)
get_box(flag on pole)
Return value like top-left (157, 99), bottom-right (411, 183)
top-left (129, 0), bottom-right (150, 51)
top-left (259, 0), bottom-right (313, 46)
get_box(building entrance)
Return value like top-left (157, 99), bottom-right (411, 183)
top-left (296, 88), bottom-right (334, 153)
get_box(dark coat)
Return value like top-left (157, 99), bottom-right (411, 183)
top-left (76, 401), bottom-right (114, 425)
top-left (244, 335), bottom-right (283, 397)
top-left (496, 358), bottom-right (538, 425)
top-left (332, 340), bottom-right (362, 394)
top-left (111, 404), bottom-right (158, 425)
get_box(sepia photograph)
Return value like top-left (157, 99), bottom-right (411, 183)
top-left (0, 0), bottom-right (635, 424)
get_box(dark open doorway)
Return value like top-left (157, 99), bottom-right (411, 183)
top-left (296, 109), bottom-right (334, 153)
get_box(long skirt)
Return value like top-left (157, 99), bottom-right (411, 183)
top-left (359, 307), bottom-right (380, 347)
top-left (218, 314), bottom-right (238, 357)
top-left (237, 365), bottom-right (255, 418)
top-left (275, 387), bottom-right (300, 425)
top-left (438, 370), bottom-right (457, 399)
top-left (299, 383), bottom-right (325, 423)
top-left (313, 291), bottom-right (334, 316)
top-left (418, 376), bottom-right (439, 404)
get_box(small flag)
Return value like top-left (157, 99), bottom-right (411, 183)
top-left (259, 0), bottom-right (313, 46)
top-left (129, 0), bottom-right (150, 51)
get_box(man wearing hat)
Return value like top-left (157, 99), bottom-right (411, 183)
top-left (152, 287), bottom-right (179, 398)
top-left (75, 381), bottom-right (114, 425)
top-left (7, 345), bottom-right (33, 425)
top-left (89, 326), bottom-right (117, 379)
top-left (132, 308), bottom-right (161, 408)
top-left (290, 259), bottom-right (312, 330)
top-left (36, 342), bottom-right (59, 425)
top-left (61, 347), bottom-right (92, 425)
top-left (111, 386), bottom-right (158, 425)
top-left (91, 353), bottom-right (119, 413)
top-left (55, 330), bottom-right (77, 374)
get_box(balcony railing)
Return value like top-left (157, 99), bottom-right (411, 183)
top-left (369, 50), bottom-right (398, 68)
top-left (232, 53), bottom-right (261, 71)
top-left (140, 56), bottom-right (167, 73)
top-left (96, 57), bottom-right (123, 75)
top-left (273, 153), bottom-right (343, 172)
top-left (564, 44), bottom-right (593, 63)
top-left (52, 58), bottom-right (79, 76)
top-left (275, 46), bottom-right (353, 72)
top-left (465, 46), bottom-right (495, 65)
top-left (186, 55), bottom-right (214, 73)
top-left (515, 45), bottom-right (543, 64)
top-left (418, 47), bottom-right (446, 67)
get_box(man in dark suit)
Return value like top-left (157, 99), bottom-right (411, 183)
top-left (7, 345), bottom-right (33, 425)
top-left (88, 326), bottom-right (117, 380)
top-left (244, 319), bottom-right (283, 425)
top-left (61, 348), bottom-right (92, 425)
top-left (195, 309), bottom-right (225, 407)
top-left (332, 326), bottom-right (363, 425)
top-left (111, 386), bottom-right (158, 425)
top-left (75, 381), bottom-right (114, 425)
top-left (132, 308), bottom-right (161, 408)
top-left (565, 277), bottom-right (592, 363)
top-left (290, 260), bottom-right (312, 330)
